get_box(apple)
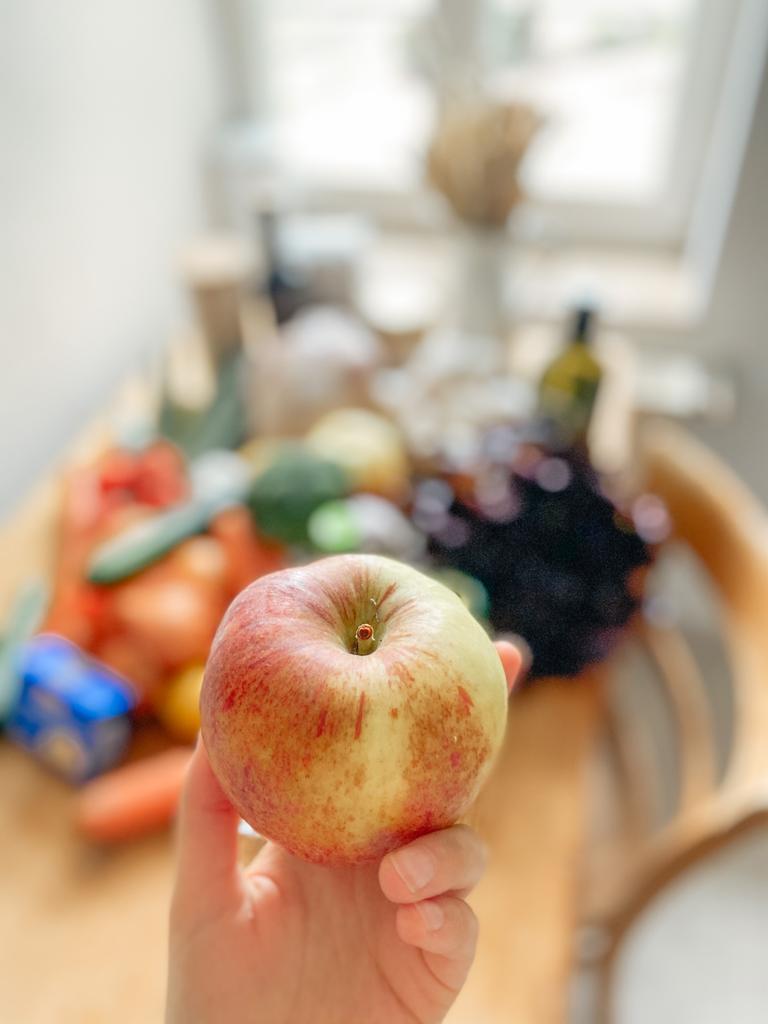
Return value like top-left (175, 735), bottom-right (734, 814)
top-left (305, 408), bottom-right (411, 503)
top-left (200, 553), bottom-right (509, 864)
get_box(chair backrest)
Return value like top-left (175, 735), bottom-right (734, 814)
top-left (581, 422), bottom-right (768, 996)
top-left (640, 422), bottom-right (768, 787)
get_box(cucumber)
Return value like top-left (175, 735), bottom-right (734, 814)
top-left (87, 502), bottom-right (213, 584)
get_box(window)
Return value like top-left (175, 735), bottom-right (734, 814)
top-left (213, 0), bottom-right (748, 245)
top-left (488, 0), bottom-right (696, 204)
top-left (254, 0), bottom-right (433, 189)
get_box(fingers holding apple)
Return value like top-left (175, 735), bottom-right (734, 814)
top-left (379, 823), bottom-right (487, 904)
top-left (379, 823), bottom-right (486, 991)
top-left (394, 894), bottom-right (479, 985)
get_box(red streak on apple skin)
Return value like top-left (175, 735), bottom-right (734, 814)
top-left (388, 662), bottom-right (414, 687)
top-left (302, 596), bottom-right (335, 628)
top-left (393, 674), bottom-right (490, 849)
top-left (377, 581), bottom-right (397, 608)
top-left (354, 692), bottom-right (366, 739)
top-left (390, 707), bottom-right (399, 719)
top-left (457, 686), bottom-right (474, 712)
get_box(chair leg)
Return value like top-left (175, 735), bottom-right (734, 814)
top-left (595, 955), bottom-right (613, 1024)
top-left (572, 923), bottom-right (614, 1024)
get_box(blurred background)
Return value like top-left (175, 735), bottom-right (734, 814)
top-left (4, 0), bottom-right (768, 511)
top-left (2, 2), bottom-right (768, 1022)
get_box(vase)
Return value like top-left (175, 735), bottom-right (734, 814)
top-left (452, 225), bottom-right (510, 376)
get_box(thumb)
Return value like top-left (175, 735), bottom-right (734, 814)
top-left (172, 738), bottom-right (241, 917)
top-left (494, 640), bottom-right (522, 694)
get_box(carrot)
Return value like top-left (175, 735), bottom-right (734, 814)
top-left (75, 747), bottom-right (193, 843)
top-left (210, 506), bottom-right (286, 596)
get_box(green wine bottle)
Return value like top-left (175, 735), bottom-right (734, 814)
top-left (537, 306), bottom-right (603, 450)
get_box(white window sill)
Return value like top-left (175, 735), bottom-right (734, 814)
top-left (504, 242), bottom-right (704, 337)
top-left (357, 230), bottom-right (704, 339)
top-left (211, 124), bottom-right (707, 337)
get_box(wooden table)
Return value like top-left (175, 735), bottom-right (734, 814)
top-left (0, 448), bottom-right (605, 1024)
top-left (450, 676), bottom-right (603, 1024)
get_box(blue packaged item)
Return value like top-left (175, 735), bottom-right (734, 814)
top-left (6, 635), bottom-right (136, 782)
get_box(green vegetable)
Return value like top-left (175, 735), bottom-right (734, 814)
top-left (0, 579), bottom-right (49, 723)
top-left (87, 502), bottom-right (212, 584)
top-left (249, 448), bottom-right (348, 546)
top-left (307, 499), bottom-right (362, 553)
top-left (159, 353), bottom-right (247, 458)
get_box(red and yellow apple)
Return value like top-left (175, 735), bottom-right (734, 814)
top-left (200, 553), bottom-right (509, 864)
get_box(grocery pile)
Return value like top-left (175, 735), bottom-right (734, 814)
top-left (0, 233), bottom-right (666, 845)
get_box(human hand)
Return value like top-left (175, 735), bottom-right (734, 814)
top-left (166, 641), bottom-right (520, 1024)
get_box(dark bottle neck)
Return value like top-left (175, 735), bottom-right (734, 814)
top-left (570, 307), bottom-right (595, 345)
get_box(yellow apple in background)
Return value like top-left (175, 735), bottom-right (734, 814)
top-left (157, 663), bottom-right (204, 742)
top-left (200, 554), bottom-right (509, 864)
top-left (305, 408), bottom-right (410, 502)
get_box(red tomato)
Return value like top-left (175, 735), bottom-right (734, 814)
top-left (98, 450), bottom-right (141, 495)
top-left (133, 442), bottom-right (189, 507)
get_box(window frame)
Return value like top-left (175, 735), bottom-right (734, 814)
top-left (209, 0), bottom-right (758, 252)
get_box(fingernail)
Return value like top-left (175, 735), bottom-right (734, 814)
top-left (416, 900), bottom-right (444, 931)
top-left (391, 847), bottom-right (435, 893)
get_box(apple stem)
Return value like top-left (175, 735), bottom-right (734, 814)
top-left (353, 623), bottom-right (377, 655)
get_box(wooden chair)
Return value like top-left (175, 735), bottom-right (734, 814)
top-left (579, 421), bottom-right (768, 1021)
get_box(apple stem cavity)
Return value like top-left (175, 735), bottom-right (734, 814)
top-left (353, 623), bottom-right (377, 655)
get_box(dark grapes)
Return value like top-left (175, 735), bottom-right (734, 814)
top-left (422, 443), bottom-right (652, 681)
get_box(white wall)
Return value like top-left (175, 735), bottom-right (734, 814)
top-left (0, 2), bottom-right (220, 516)
top-left (694, 49), bottom-right (768, 501)
top-left (1, 1), bottom-right (766, 516)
